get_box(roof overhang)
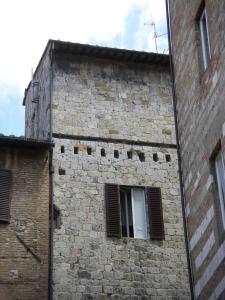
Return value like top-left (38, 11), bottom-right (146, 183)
top-left (0, 135), bottom-right (53, 149)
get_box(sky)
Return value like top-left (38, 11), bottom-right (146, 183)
top-left (0, 0), bottom-right (168, 136)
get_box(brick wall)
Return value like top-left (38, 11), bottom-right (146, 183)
top-left (0, 146), bottom-right (50, 300)
top-left (169, 0), bottom-right (225, 298)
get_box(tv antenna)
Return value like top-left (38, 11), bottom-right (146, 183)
top-left (144, 20), bottom-right (167, 53)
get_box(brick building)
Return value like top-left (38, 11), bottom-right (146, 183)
top-left (167, 0), bottom-right (225, 299)
top-left (23, 40), bottom-right (191, 299)
top-left (0, 136), bottom-right (51, 300)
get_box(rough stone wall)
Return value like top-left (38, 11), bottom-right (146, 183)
top-left (0, 146), bottom-right (49, 300)
top-left (52, 138), bottom-right (190, 299)
top-left (52, 54), bottom-right (175, 145)
top-left (169, 0), bottom-right (225, 298)
top-left (24, 47), bottom-right (51, 140)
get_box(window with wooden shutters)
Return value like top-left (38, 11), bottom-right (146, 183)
top-left (146, 187), bottom-right (165, 240)
top-left (105, 184), bottom-right (164, 240)
top-left (0, 169), bottom-right (12, 223)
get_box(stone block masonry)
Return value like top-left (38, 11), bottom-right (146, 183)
top-left (52, 138), bottom-right (190, 299)
top-left (52, 53), bottom-right (175, 146)
top-left (23, 40), bottom-right (191, 299)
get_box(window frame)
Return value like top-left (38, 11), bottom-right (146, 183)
top-left (198, 6), bottom-right (211, 71)
top-left (105, 183), bottom-right (164, 240)
top-left (215, 151), bottom-right (225, 230)
top-left (120, 186), bottom-right (148, 240)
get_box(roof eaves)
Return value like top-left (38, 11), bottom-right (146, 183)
top-left (0, 135), bottom-right (53, 149)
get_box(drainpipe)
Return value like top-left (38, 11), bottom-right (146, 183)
top-left (165, 1), bottom-right (194, 299)
top-left (48, 40), bottom-right (54, 300)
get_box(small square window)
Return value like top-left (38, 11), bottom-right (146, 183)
top-left (215, 151), bottom-right (225, 230)
top-left (74, 147), bottom-right (79, 154)
top-left (198, 6), bottom-right (210, 71)
top-left (87, 147), bottom-right (92, 155)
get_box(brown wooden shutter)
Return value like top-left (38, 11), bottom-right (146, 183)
top-left (105, 183), bottom-right (121, 238)
top-left (146, 187), bottom-right (165, 240)
top-left (0, 169), bottom-right (12, 223)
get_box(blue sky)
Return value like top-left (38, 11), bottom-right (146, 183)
top-left (0, 0), bottom-right (168, 136)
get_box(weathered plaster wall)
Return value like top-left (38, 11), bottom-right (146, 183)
top-left (0, 147), bottom-right (49, 300)
top-left (52, 138), bottom-right (190, 299)
top-left (52, 54), bottom-right (175, 145)
top-left (169, 0), bottom-right (225, 298)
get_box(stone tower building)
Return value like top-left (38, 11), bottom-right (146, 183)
top-left (23, 40), bottom-right (191, 299)
top-left (168, 0), bottom-right (225, 299)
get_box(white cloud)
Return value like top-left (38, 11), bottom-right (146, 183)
top-left (0, 0), bottom-right (167, 90)
top-left (133, 0), bottom-right (168, 52)
top-left (0, 0), bottom-right (167, 136)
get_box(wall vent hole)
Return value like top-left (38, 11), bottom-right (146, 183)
top-left (114, 150), bottom-right (119, 159)
top-left (59, 168), bottom-right (66, 175)
top-left (53, 205), bottom-right (62, 229)
top-left (61, 146), bottom-right (65, 153)
top-left (153, 153), bottom-right (158, 162)
top-left (127, 151), bottom-right (133, 159)
top-left (166, 154), bottom-right (171, 162)
top-left (74, 147), bottom-right (79, 154)
top-left (138, 152), bottom-right (145, 162)
top-left (87, 147), bottom-right (92, 155)
top-left (101, 148), bottom-right (106, 157)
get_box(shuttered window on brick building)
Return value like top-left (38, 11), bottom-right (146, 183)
top-left (105, 184), bottom-right (164, 240)
top-left (0, 169), bottom-right (12, 223)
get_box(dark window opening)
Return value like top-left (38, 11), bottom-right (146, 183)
top-left (114, 150), bottom-right (119, 159)
top-left (138, 152), bottom-right (145, 162)
top-left (59, 168), bottom-right (65, 175)
top-left (74, 147), bottom-right (79, 154)
top-left (101, 148), bottom-right (106, 157)
top-left (120, 189), bottom-right (134, 237)
top-left (127, 151), bottom-right (132, 159)
top-left (153, 153), bottom-right (158, 162)
top-left (53, 204), bottom-right (62, 229)
top-left (165, 154), bottom-right (171, 162)
top-left (87, 147), bottom-right (92, 155)
top-left (61, 146), bottom-right (65, 153)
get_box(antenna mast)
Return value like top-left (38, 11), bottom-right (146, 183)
top-left (144, 19), bottom-right (168, 53)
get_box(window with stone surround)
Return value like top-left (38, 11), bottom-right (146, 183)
top-left (105, 184), bottom-right (164, 240)
top-left (197, 4), bottom-right (211, 71)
